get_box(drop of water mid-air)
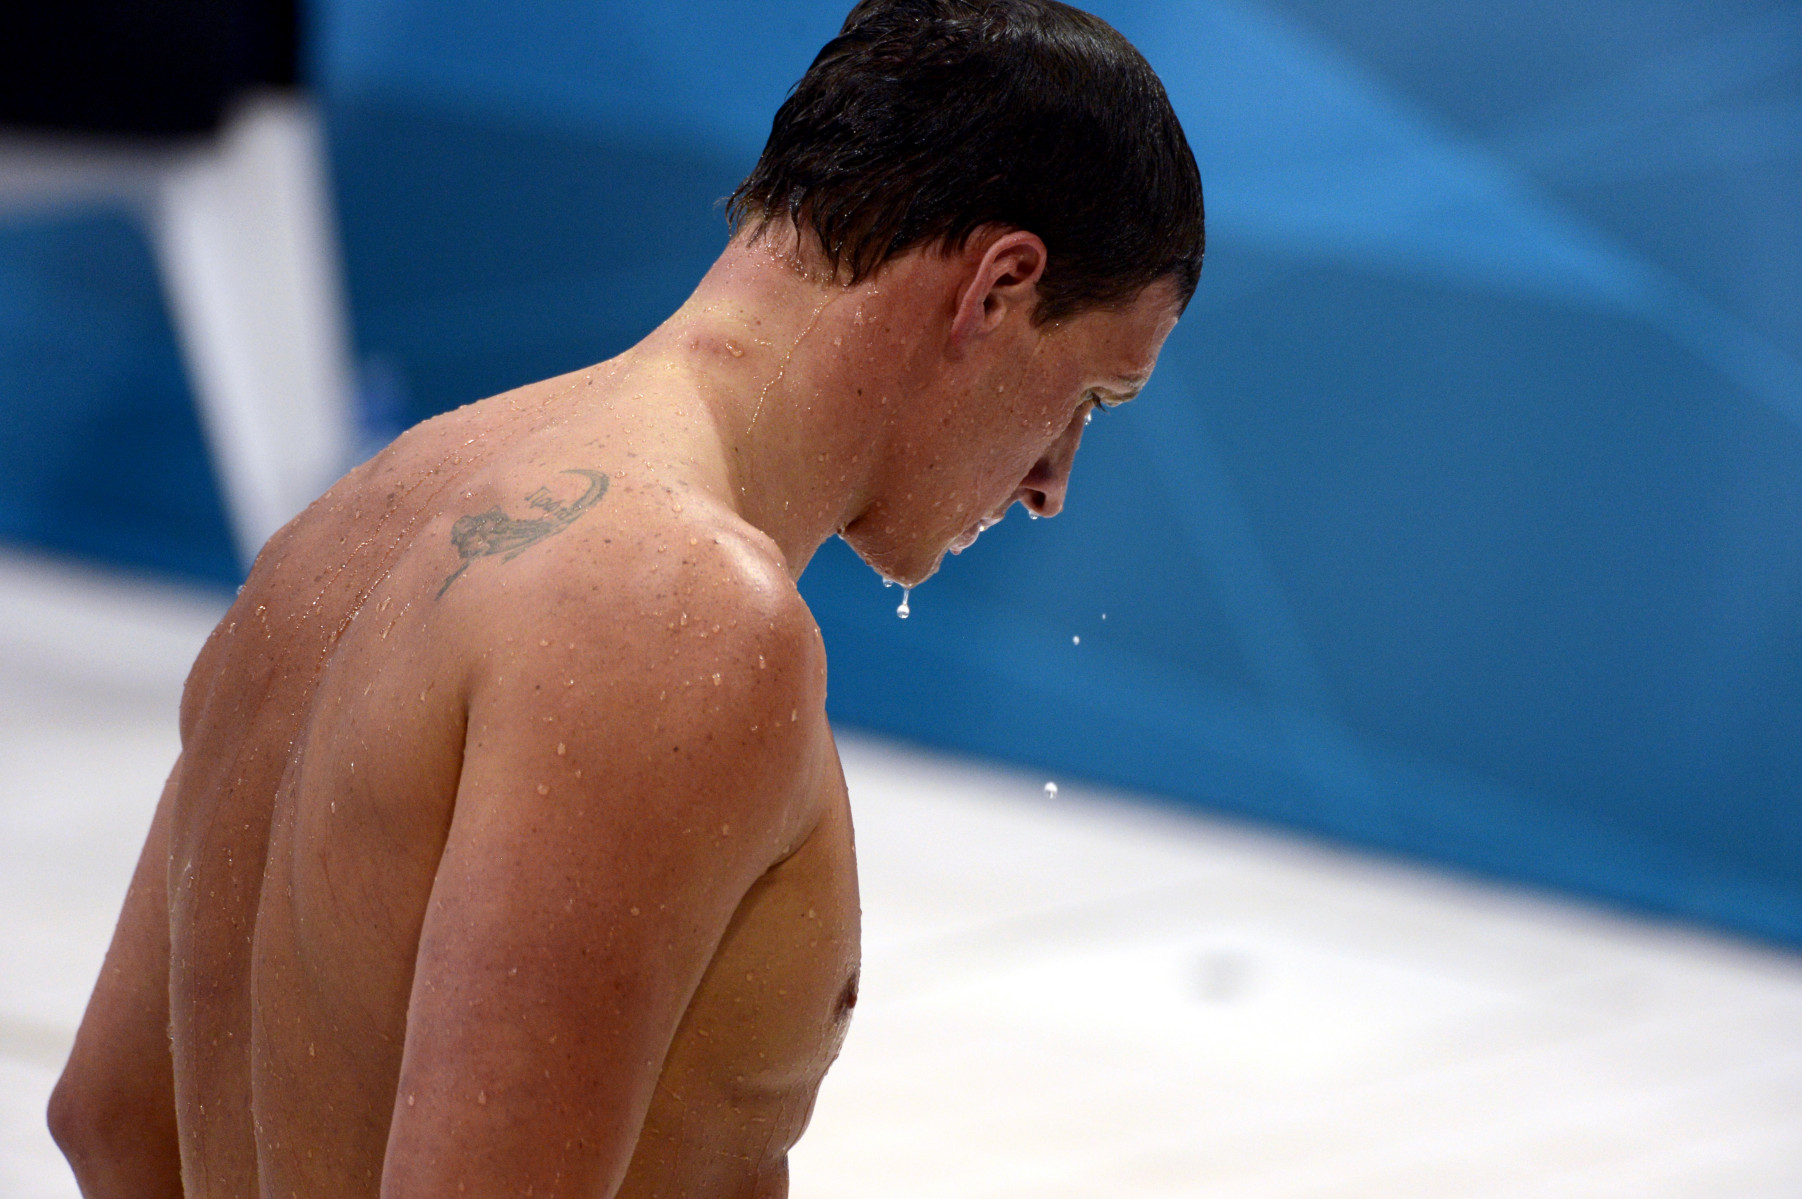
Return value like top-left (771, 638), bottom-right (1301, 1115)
top-left (896, 589), bottom-right (911, 619)
top-left (1072, 635), bottom-right (1080, 645)
top-left (1044, 782), bottom-right (1058, 799)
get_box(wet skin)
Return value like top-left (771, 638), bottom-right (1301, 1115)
top-left (49, 228), bottom-right (1179, 1198)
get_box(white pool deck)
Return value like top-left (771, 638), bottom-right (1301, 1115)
top-left (2, 549), bottom-right (1799, 1197)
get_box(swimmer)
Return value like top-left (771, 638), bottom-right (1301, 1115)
top-left (48, 2), bottom-right (1202, 1194)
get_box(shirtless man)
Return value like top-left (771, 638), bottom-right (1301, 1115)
top-left (48, 1), bottom-right (1203, 1194)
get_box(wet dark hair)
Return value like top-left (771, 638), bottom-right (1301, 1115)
top-left (727, 0), bottom-right (1203, 324)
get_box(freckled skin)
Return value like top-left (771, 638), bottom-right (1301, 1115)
top-left (49, 224), bottom-right (1177, 1198)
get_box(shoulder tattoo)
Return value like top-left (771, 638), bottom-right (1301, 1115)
top-left (437, 469), bottom-right (610, 598)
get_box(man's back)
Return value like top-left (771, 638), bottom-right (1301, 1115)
top-left (162, 372), bottom-right (860, 1196)
top-left (49, 5), bottom-right (1201, 1191)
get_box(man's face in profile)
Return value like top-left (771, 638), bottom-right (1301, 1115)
top-left (843, 278), bottom-right (1182, 585)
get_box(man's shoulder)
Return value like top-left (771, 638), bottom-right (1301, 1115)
top-left (452, 489), bottom-right (824, 738)
top-left (449, 497), bottom-right (831, 859)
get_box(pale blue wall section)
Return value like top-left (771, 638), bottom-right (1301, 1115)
top-left (0, 0), bottom-right (1797, 941)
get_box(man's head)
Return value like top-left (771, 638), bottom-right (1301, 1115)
top-left (814, 227), bottom-right (1181, 584)
top-left (701, 0), bottom-right (1200, 583)
top-left (727, 0), bottom-right (1204, 325)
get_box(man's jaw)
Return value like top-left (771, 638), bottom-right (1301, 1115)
top-left (841, 500), bottom-right (1011, 588)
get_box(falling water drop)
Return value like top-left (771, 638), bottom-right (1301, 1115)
top-left (1072, 635), bottom-right (1081, 645)
top-left (1044, 782), bottom-right (1058, 799)
top-left (896, 589), bottom-right (911, 619)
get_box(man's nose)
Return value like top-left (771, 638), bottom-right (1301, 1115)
top-left (1018, 412), bottom-right (1086, 518)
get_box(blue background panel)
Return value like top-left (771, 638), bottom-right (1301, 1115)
top-left (328, 97), bottom-right (743, 429)
top-left (0, 0), bottom-right (1797, 944)
top-left (0, 213), bottom-right (238, 583)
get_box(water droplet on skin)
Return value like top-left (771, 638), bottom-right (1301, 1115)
top-left (896, 589), bottom-right (911, 619)
top-left (1029, 512), bottom-right (1040, 520)
top-left (712, 673), bottom-right (722, 685)
top-left (537, 783), bottom-right (549, 795)
top-left (1044, 782), bottom-right (1058, 799)
top-left (556, 742), bottom-right (566, 755)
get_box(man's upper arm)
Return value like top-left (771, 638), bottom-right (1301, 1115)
top-left (380, 574), bottom-right (827, 1198)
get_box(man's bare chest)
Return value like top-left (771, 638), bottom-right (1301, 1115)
top-left (618, 783), bottom-right (861, 1191)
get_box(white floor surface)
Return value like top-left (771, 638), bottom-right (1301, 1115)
top-left (2, 550), bottom-right (1799, 1197)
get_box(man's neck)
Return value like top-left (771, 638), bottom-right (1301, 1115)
top-left (623, 229), bottom-right (944, 580)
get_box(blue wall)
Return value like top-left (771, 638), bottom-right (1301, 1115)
top-left (2, 0), bottom-right (1798, 942)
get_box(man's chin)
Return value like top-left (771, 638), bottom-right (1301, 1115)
top-left (837, 526), bottom-right (944, 590)
top-left (840, 501), bottom-right (1010, 586)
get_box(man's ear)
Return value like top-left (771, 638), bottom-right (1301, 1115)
top-left (949, 230), bottom-right (1047, 348)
